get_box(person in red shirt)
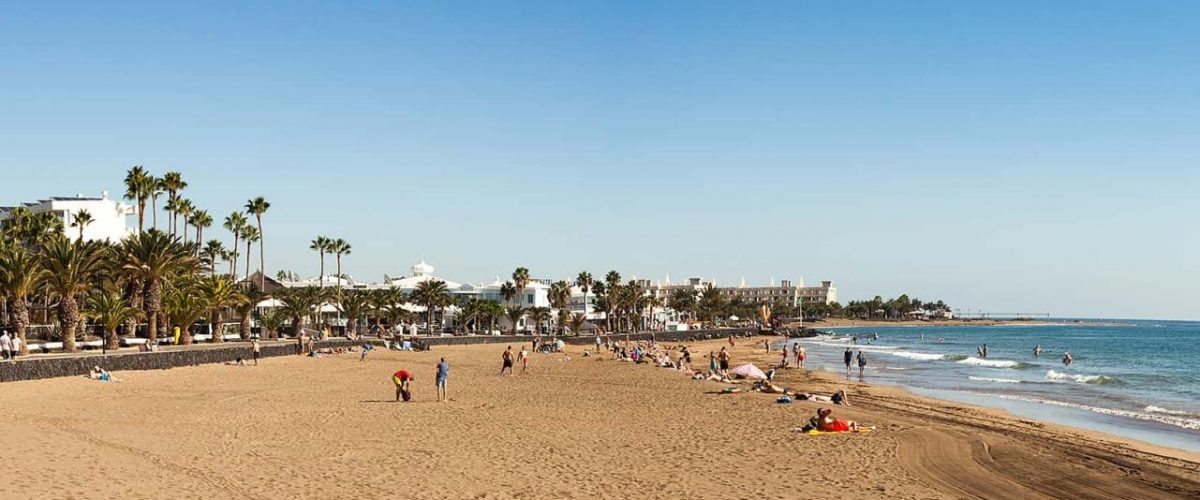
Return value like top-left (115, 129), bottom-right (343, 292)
top-left (393, 369), bottom-right (414, 402)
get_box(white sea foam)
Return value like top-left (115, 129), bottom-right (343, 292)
top-left (994, 395), bottom-right (1200, 431)
top-left (957, 357), bottom-right (1023, 368)
top-left (889, 351), bottom-right (945, 361)
top-left (1045, 370), bottom-right (1119, 385)
top-left (1145, 405), bottom-right (1191, 416)
top-left (969, 376), bottom-right (1022, 384)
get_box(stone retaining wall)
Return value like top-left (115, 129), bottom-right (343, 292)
top-left (0, 328), bottom-right (766, 383)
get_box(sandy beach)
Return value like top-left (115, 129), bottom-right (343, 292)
top-left (3, 337), bottom-right (1198, 499)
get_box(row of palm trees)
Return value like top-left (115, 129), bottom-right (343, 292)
top-left (308, 236), bottom-right (351, 289)
top-left (122, 167), bottom-right (270, 290)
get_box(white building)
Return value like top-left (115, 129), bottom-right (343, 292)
top-left (0, 191), bottom-right (134, 242)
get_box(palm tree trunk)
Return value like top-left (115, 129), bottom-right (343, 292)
top-left (256, 216), bottom-right (265, 291)
top-left (151, 195), bottom-right (158, 229)
top-left (245, 240), bottom-right (252, 280)
top-left (211, 312), bottom-right (224, 343)
top-left (180, 322), bottom-right (193, 345)
top-left (137, 200), bottom-right (146, 233)
top-left (59, 297), bottom-right (79, 352)
top-left (335, 255), bottom-right (342, 296)
top-left (105, 327), bottom-right (120, 351)
top-left (318, 254), bottom-right (325, 288)
top-left (145, 281), bottom-right (161, 343)
top-left (14, 299), bottom-right (30, 355)
top-left (240, 313), bottom-right (252, 341)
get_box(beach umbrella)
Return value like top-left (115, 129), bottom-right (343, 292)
top-left (729, 364), bottom-right (767, 380)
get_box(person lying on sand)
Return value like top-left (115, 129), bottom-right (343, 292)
top-left (815, 408), bottom-right (860, 432)
top-left (752, 380), bottom-right (791, 394)
top-left (87, 366), bottom-right (119, 382)
top-left (794, 390), bottom-right (850, 405)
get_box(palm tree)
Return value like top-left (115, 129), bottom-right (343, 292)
top-left (0, 245), bottom-right (46, 354)
top-left (603, 271), bottom-right (621, 331)
top-left (310, 236), bottom-right (331, 287)
top-left (41, 237), bottom-right (104, 352)
top-left (505, 306), bottom-right (526, 335)
top-left (87, 290), bottom-right (143, 351)
top-left (223, 212), bottom-right (247, 276)
top-left (119, 230), bottom-right (199, 343)
top-left (190, 210), bottom-right (212, 248)
top-left (330, 238), bottom-right (351, 295)
top-left (240, 225), bottom-right (259, 280)
top-left (150, 175), bottom-right (165, 230)
top-left (511, 267), bottom-right (530, 307)
top-left (176, 199), bottom-right (195, 242)
top-left (123, 166), bottom-right (154, 233)
top-left (278, 286), bottom-right (325, 337)
top-left (232, 285), bottom-right (268, 340)
top-left (201, 240), bottom-right (225, 275)
top-left (244, 197), bottom-right (270, 290)
top-left (528, 306), bottom-right (551, 336)
top-left (413, 279), bottom-right (449, 333)
top-left (575, 271), bottom-right (593, 320)
top-left (337, 290), bottom-right (370, 338)
top-left (164, 285), bottom-right (206, 345)
top-left (161, 171), bottom-right (187, 235)
top-left (198, 275), bottom-right (238, 343)
top-left (548, 280), bottom-right (572, 335)
top-left (258, 310), bottom-right (284, 339)
top-left (568, 313), bottom-right (587, 337)
top-left (70, 209), bottom-right (94, 241)
top-left (499, 281), bottom-right (517, 307)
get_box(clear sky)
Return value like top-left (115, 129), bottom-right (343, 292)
top-left (1, 1), bottom-right (1197, 320)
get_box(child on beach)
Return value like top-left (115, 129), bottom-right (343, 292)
top-left (518, 347), bottom-right (529, 373)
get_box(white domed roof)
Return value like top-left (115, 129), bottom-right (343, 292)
top-left (412, 260), bottom-right (434, 276)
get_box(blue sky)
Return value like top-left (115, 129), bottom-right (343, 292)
top-left (1, 1), bottom-right (1197, 319)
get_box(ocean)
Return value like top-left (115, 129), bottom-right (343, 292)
top-left (783, 320), bottom-right (1200, 453)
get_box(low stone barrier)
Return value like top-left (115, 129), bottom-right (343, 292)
top-left (0, 328), bottom-right (765, 383)
top-left (0, 339), bottom-right (361, 383)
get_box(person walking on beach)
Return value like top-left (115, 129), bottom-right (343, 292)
top-left (518, 347), bottom-right (529, 373)
top-left (779, 345), bottom-right (789, 368)
top-left (843, 348), bottom-right (853, 377)
top-left (500, 346), bottom-right (515, 375)
top-left (393, 368), bottom-right (414, 402)
top-left (251, 339), bottom-right (261, 366)
top-left (796, 346), bottom-right (806, 370)
top-left (435, 357), bottom-right (449, 402)
top-left (360, 342), bottom-right (374, 362)
top-left (681, 346), bottom-right (692, 372)
top-left (856, 350), bottom-right (867, 380)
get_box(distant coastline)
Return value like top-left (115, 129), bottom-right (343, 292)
top-left (802, 318), bottom-right (1135, 328)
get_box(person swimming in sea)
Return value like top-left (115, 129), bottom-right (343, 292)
top-left (1063, 352), bottom-right (1073, 366)
top-left (1034, 344), bottom-right (1042, 357)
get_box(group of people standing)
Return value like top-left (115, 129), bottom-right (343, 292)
top-left (0, 330), bottom-right (22, 360)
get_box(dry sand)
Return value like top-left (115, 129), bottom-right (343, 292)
top-left (2, 337), bottom-right (1198, 499)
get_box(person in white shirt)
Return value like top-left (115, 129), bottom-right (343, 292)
top-left (0, 332), bottom-right (12, 360)
top-left (10, 334), bottom-right (21, 358)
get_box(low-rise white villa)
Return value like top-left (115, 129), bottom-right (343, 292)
top-left (0, 191), bottom-right (135, 242)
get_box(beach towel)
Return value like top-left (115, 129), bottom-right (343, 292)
top-left (790, 428), bottom-right (871, 435)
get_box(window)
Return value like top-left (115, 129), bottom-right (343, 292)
top-left (526, 293), bottom-right (533, 304)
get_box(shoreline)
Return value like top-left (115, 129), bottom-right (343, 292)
top-left (729, 339), bottom-right (1200, 462)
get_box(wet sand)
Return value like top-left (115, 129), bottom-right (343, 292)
top-left (2, 337), bottom-right (1197, 499)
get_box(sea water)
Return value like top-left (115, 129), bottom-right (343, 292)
top-left (782, 320), bottom-right (1200, 452)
